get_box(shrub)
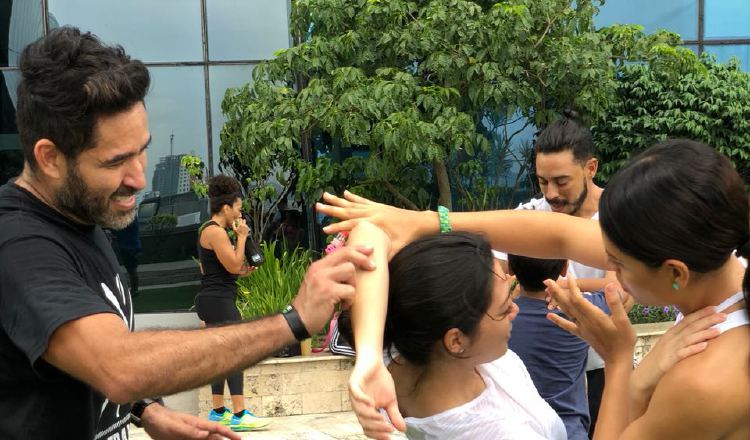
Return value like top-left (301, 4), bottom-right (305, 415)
top-left (235, 241), bottom-right (313, 319)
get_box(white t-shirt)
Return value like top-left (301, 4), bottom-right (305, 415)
top-left (403, 350), bottom-right (567, 440)
top-left (493, 197), bottom-right (607, 370)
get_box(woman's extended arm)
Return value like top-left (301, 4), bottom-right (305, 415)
top-left (318, 191), bottom-right (608, 269)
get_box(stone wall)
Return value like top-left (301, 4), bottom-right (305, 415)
top-left (199, 354), bottom-right (354, 417)
top-left (199, 322), bottom-right (673, 417)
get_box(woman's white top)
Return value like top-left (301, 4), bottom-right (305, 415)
top-left (403, 350), bottom-right (567, 440)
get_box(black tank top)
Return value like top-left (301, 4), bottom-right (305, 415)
top-left (197, 221), bottom-right (238, 298)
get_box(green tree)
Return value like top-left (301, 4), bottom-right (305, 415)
top-left (220, 0), bottom-right (616, 211)
top-left (593, 25), bottom-right (750, 180)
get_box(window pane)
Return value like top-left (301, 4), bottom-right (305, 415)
top-left (0, 70), bottom-right (22, 184)
top-left (127, 66), bottom-right (209, 313)
top-left (596, 0), bottom-right (698, 41)
top-left (2, 0), bottom-right (44, 67)
top-left (705, 0), bottom-right (750, 39)
top-left (705, 44), bottom-right (750, 71)
top-left (208, 64), bottom-right (255, 174)
top-left (207, 0), bottom-right (290, 61)
top-left (684, 44), bottom-right (699, 55)
top-left (48, 0), bottom-right (203, 63)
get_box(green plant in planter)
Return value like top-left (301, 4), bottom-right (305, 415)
top-left (235, 241), bottom-right (313, 320)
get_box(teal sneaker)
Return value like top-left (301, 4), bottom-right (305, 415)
top-left (230, 409), bottom-right (270, 432)
top-left (208, 409), bottom-right (232, 426)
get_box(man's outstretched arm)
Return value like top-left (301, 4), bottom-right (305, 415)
top-left (43, 246), bottom-right (376, 403)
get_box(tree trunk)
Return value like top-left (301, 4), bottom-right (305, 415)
top-left (433, 158), bottom-right (452, 209)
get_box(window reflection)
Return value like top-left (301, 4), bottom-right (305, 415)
top-left (1, 0), bottom-right (44, 67)
top-left (0, 70), bottom-right (21, 184)
top-left (705, 45), bottom-right (750, 71)
top-left (207, 0), bottom-right (290, 61)
top-left (705, 0), bottom-right (750, 39)
top-left (596, 0), bottom-right (698, 41)
top-left (123, 66), bottom-right (209, 312)
top-left (209, 64), bottom-right (256, 175)
top-left (48, 0), bottom-right (202, 63)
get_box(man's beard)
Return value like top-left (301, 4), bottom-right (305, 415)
top-left (54, 164), bottom-right (138, 230)
top-left (546, 179), bottom-right (588, 216)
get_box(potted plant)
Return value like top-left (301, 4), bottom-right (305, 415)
top-left (236, 240), bottom-right (313, 357)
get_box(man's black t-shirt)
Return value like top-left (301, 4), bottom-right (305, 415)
top-left (0, 183), bottom-right (133, 439)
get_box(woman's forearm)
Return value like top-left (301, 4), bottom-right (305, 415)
top-left (348, 222), bottom-right (391, 359)
top-left (593, 361), bottom-right (632, 440)
top-left (449, 210), bottom-right (609, 269)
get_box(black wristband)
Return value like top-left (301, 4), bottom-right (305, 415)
top-left (281, 304), bottom-right (311, 341)
top-left (130, 397), bottom-right (164, 428)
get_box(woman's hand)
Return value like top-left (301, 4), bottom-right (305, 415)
top-left (317, 191), bottom-right (434, 258)
top-left (632, 306), bottom-right (725, 394)
top-left (232, 218), bottom-right (249, 238)
top-left (545, 275), bottom-right (636, 367)
top-left (238, 264), bottom-right (256, 276)
top-left (349, 354), bottom-right (406, 440)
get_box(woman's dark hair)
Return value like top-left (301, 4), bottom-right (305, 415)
top-left (340, 232), bottom-right (497, 365)
top-left (16, 26), bottom-right (150, 171)
top-left (208, 175), bottom-right (241, 214)
top-left (508, 254), bottom-right (566, 292)
top-left (599, 139), bottom-right (750, 317)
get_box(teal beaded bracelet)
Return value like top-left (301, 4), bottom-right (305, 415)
top-left (437, 205), bottom-right (452, 233)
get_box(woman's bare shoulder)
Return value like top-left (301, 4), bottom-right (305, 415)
top-left (656, 328), bottom-right (749, 418)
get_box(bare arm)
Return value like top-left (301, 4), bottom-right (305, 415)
top-left (349, 221), bottom-right (390, 360)
top-left (44, 312), bottom-right (293, 403)
top-left (43, 246), bottom-right (376, 404)
top-left (318, 192), bottom-right (609, 270)
top-left (347, 222), bottom-right (407, 439)
top-left (575, 271), bottom-right (618, 293)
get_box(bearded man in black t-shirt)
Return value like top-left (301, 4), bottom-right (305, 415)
top-left (0, 27), bottom-right (375, 440)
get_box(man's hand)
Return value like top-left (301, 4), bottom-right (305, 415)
top-left (141, 403), bottom-right (240, 440)
top-left (349, 356), bottom-right (406, 440)
top-left (293, 245), bottom-right (376, 334)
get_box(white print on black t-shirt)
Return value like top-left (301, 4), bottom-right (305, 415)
top-left (96, 274), bottom-right (131, 439)
top-left (101, 274), bottom-right (132, 330)
top-left (94, 412), bottom-right (131, 440)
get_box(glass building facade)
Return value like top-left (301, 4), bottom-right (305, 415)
top-left (597, 0), bottom-right (750, 71)
top-left (0, 0), bottom-right (747, 313)
top-left (0, 0), bottom-right (290, 313)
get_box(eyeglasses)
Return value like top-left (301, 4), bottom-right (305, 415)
top-left (485, 268), bottom-right (516, 321)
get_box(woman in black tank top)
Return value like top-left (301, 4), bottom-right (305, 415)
top-left (195, 175), bottom-right (268, 431)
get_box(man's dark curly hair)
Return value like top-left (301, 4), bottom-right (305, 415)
top-left (16, 26), bottom-right (150, 170)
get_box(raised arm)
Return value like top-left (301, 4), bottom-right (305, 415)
top-left (317, 191), bottom-right (609, 270)
top-left (346, 221), bottom-right (406, 439)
